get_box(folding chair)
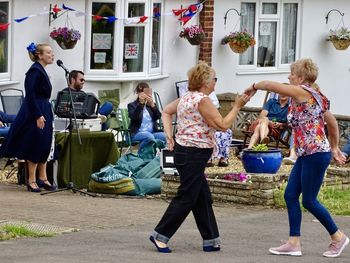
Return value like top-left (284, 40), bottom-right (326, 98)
top-left (0, 88), bottom-right (24, 181)
top-left (113, 108), bottom-right (139, 157)
top-left (0, 88), bottom-right (24, 115)
top-left (242, 91), bottom-right (291, 149)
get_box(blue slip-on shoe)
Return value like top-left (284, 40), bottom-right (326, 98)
top-left (149, 236), bottom-right (172, 253)
top-left (37, 179), bottom-right (57, 191)
top-left (203, 245), bottom-right (221, 252)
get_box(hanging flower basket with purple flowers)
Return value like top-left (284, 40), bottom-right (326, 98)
top-left (179, 25), bottom-right (206, 46)
top-left (50, 27), bottom-right (81, 50)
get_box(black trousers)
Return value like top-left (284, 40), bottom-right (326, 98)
top-left (154, 144), bottom-right (220, 245)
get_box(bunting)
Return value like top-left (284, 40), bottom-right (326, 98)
top-left (4, 2), bottom-right (203, 31)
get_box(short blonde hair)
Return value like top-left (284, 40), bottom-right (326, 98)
top-left (187, 61), bottom-right (215, 92)
top-left (28, 43), bottom-right (50, 62)
top-left (290, 58), bottom-right (318, 84)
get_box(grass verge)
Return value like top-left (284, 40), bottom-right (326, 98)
top-left (274, 182), bottom-right (350, 216)
top-left (0, 225), bottom-right (55, 241)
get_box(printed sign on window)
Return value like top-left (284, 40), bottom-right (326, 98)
top-left (92, 33), bottom-right (112, 49)
top-left (94, 52), bottom-right (106, 64)
top-left (260, 22), bottom-right (271, 36)
top-left (125, 43), bottom-right (139, 59)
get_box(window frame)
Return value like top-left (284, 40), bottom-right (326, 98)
top-left (238, 0), bottom-right (300, 72)
top-left (85, 0), bottom-right (164, 79)
top-left (0, 0), bottom-right (11, 81)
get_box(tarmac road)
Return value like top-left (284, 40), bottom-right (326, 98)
top-left (0, 183), bottom-right (349, 263)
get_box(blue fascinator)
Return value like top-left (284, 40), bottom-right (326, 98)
top-left (26, 42), bottom-right (37, 54)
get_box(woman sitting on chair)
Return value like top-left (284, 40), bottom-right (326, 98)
top-left (247, 94), bottom-right (289, 149)
top-left (127, 82), bottom-right (166, 154)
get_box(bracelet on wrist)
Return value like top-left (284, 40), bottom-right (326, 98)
top-left (252, 83), bottom-right (257, 91)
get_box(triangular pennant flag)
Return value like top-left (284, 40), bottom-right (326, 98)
top-left (0, 23), bottom-right (10, 31)
top-left (93, 15), bottom-right (104, 21)
top-left (14, 16), bottom-right (29, 23)
top-left (52, 4), bottom-right (61, 14)
top-left (179, 15), bottom-right (193, 25)
top-left (107, 16), bottom-right (118, 23)
top-left (138, 16), bottom-right (148, 24)
top-left (172, 8), bottom-right (187, 17)
top-left (62, 4), bottom-right (75, 11)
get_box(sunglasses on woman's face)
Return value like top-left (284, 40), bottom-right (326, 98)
top-left (214, 77), bottom-right (218, 82)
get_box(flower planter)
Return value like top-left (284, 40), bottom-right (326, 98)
top-left (330, 39), bottom-right (350, 50)
top-left (241, 148), bottom-right (282, 174)
top-left (56, 39), bottom-right (78, 50)
top-left (186, 33), bottom-right (205, 45)
top-left (228, 41), bottom-right (249, 54)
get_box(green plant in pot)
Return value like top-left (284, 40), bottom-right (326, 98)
top-left (241, 144), bottom-right (282, 174)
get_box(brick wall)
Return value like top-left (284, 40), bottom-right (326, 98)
top-left (199, 0), bottom-right (214, 65)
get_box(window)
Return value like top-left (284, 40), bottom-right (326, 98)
top-left (239, 1), bottom-right (299, 70)
top-left (87, 0), bottom-right (163, 78)
top-left (0, 1), bottom-right (10, 78)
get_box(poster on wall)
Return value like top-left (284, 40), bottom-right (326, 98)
top-left (259, 22), bottom-right (271, 36)
top-left (125, 43), bottom-right (139, 59)
top-left (94, 52), bottom-right (106, 64)
top-left (92, 33), bottom-right (112, 49)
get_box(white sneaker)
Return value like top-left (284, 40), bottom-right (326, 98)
top-left (283, 157), bottom-right (296, 165)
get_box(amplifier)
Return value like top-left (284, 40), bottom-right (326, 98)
top-left (54, 118), bottom-right (102, 132)
top-left (55, 91), bottom-right (100, 119)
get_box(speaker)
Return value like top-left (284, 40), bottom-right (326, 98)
top-left (55, 91), bottom-right (100, 119)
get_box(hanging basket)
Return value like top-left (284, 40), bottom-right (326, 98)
top-left (330, 39), bottom-right (350, 50)
top-left (186, 33), bottom-right (206, 45)
top-left (56, 39), bottom-right (78, 50)
top-left (229, 41), bottom-right (249, 54)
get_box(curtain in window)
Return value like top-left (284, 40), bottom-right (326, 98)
top-left (90, 3), bottom-right (115, 70)
top-left (0, 2), bottom-right (8, 73)
top-left (281, 3), bottom-right (298, 64)
top-left (239, 3), bottom-right (255, 65)
top-left (258, 22), bottom-right (276, 67)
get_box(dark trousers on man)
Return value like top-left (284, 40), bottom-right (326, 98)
top-left (153, 144), bottom-right (220, 247)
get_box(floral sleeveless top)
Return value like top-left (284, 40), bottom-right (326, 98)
top-left (287, 85), bottom-right (330, 157)
top-left (175, 91), bottom-right (216, 148)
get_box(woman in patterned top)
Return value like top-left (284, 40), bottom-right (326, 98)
top-left (149, 61), bottom-right (249, 253)
top-left (245, 58), bottom-right (348, 258)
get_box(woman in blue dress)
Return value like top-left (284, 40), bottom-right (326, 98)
top-left (0, 43), bottom-right (56, 192)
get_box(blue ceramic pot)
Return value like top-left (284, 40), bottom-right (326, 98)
top-left (242, 149), bottom-right (282, 174)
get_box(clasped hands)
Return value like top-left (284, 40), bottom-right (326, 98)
top-left (138, 92), bottom-right (155, 107)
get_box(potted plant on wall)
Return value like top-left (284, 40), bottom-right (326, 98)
top-left (326, 27), bottom-right (350, 50)
top-left (241, 144), bottom-right (283, 174)
top-left (221, 30), bottom-right (256, 54)
top-left (50, 27), bottom-right (81, 50)
top-left (179, 25), bottom-right (206, 45)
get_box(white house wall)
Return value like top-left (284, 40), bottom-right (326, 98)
top-left (4, 0), bottom-right (350, 115)
top-left (212, 0), bottom-right (350, 115)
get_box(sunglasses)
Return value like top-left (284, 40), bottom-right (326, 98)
top-left (214, 77), bottom-right (218, 82)
top-left (80, 78), bottom-right (85, 82)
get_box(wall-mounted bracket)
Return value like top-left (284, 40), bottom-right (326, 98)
top-left (325, 9), bottom-right (344, 24)
top-left (224, 8), bottom-right (241, 26)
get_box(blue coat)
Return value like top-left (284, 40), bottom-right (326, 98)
top-left (0, 62), bottom-right (53, 163)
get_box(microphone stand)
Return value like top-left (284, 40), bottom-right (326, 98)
top-left (42, 69), bottom-right (96, 197)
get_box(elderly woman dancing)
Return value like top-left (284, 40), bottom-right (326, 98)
top-left (149, 61), bottom-right (249, 253)
top-left (245, 58), bottom-right (348, 258)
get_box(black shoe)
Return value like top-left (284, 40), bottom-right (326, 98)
top-left (27, 182), bottom-right (41, 193)
top-left (37, 179), bottom-right (57, 191)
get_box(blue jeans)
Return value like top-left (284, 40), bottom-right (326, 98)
top-left (284, 152), bottom-right (338, 236)
top-left (131, 131), bottom-right (166, 153)
top-left (342, 137), bottom-right (350, 157)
